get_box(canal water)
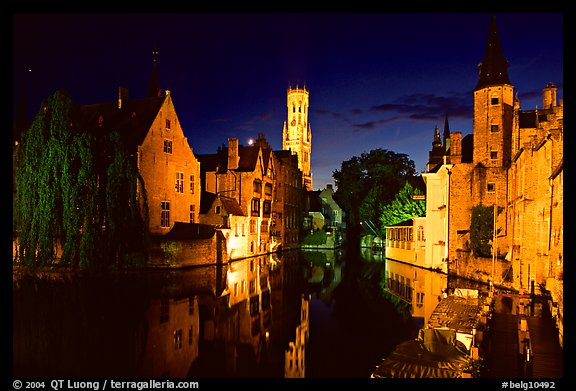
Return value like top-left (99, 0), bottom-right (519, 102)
top-left (13, 245), bottom-right (483, 378)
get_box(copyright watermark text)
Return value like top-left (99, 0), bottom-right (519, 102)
top-left (12, 380), bottom-right (199, 390)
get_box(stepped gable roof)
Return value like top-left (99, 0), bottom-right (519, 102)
top-left (220, 196), bottom-right (246, 216)
top-left (237, 145), bottom-right (260, 172)
top-left (80, 95), bottom-right (166, 148)
top-left (261, 148), bottom-right (272, 171)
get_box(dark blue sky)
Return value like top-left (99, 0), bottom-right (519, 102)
top-left (12, 12), bottom-right (564, 190)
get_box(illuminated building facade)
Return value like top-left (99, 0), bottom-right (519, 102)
top-left (282, 85), bottom-right (312, 191)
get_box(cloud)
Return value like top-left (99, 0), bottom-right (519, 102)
top-left (314, 109), bottom-right (346, 120)
top-left (351, 91), bottom-right (473, 133)
top-left (236, 111), bottom-right (275, 132)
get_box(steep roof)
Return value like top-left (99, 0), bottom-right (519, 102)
top-left (163, 222), bottom-right (217, 240)
top-left (518, 109), bottom-right (553, 129)
top-left (237, 145), bottom-right (261, 172)
top-left (80, 95), bottom-right (166, 149)
top-left (220, 196), bottom-right (246, 216)
top-left (389, 218), bottom-right (415, 227)
top-left (475, 16), bottom-right (511, 90)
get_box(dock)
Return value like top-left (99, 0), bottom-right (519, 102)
top-left (482, 293), bottom-right (563, 378)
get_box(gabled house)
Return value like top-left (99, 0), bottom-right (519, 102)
top-left (198, 134), bottom-right (276, 259)
top-left (80, 88), bottom-right (201, 236)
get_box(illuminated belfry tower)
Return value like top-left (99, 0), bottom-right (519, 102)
top-left (282, 84), bottom-right (312, 190)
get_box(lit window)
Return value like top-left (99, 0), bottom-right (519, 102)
top-left (190, 204), bottom-right (195, 223)
top-left (173, 329), bottom-right (182, 350)
top-left (251, 198), bottom-right (260, 216)
top-left (190, 175), bottom-right (195, 194)
top-left (161, 201), bottom-right (170, 228)
top-left (175, 172), bottom-right (184, 193)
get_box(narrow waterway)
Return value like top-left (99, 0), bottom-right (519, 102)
top-left (13, 245), bottom-right (463, 378)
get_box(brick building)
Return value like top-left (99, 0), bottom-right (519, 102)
top-left (271, 149), bottom-right (304, 250)
top-left (422, 16), bottom-right (563, 345)
top-left (197, 134), bottom-right (276, 259)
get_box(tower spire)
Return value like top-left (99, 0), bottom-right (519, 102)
top-left (443, 112), bottom-right (451, 153)
top-left (147, 47), bottom-right (161, 98)
top-left (475, 16), bottom-right (511, 90)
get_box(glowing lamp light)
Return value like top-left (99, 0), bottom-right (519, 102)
top-left (248, 138), bottom-right (254, 145)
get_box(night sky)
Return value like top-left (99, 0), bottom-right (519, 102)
top-left (12, 12), bottom-right (564, 190)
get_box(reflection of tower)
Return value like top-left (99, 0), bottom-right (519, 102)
top-left (282, 85), bottom-right (312, 191)
top-left (285, 294), bottom-right (309, 378)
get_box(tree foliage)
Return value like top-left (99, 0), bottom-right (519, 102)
top-left (332, 148), bottom-right (417, 231)
top-left (14, 89), bottom-right (148, 269)
top-left (470, 204), bottom-right (494, 258)
top-left (379, 181), bottom-right (426, 233)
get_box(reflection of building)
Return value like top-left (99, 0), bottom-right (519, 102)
top-left (285, 294), bottom-right (310, 378)
top-left (384, 259), bottom-right (447, 328)
top-left (302, 249), bottom-right (343, 304)
top-left (137, 296), bottom-right (200, 377)
top-left (194, 255), bottom-right (274, 375)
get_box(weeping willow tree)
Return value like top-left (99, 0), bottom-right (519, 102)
top-left (14, 89), bottom-right (149, 268)
top-left (104, 130), bottom-right (149, 267)
top-left (379, 181), bottom-right (426, 235)
top-left (14, 89), bottom-right (96, 267)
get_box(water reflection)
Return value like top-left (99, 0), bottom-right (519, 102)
top-left (14, 246), bottom-right (461, 378)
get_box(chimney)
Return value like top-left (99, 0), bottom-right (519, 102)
top-left (542, 82), bottom-right (557, 109)
top-left (228, 138), bottom-right (239, 170)
top-left (450, 132), bottom-right (462, 164)
top-left (118, 86), bottom-right (129, 109)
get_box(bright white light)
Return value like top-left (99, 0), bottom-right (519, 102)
top-left (248, 138), bottom-right (254, 145)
